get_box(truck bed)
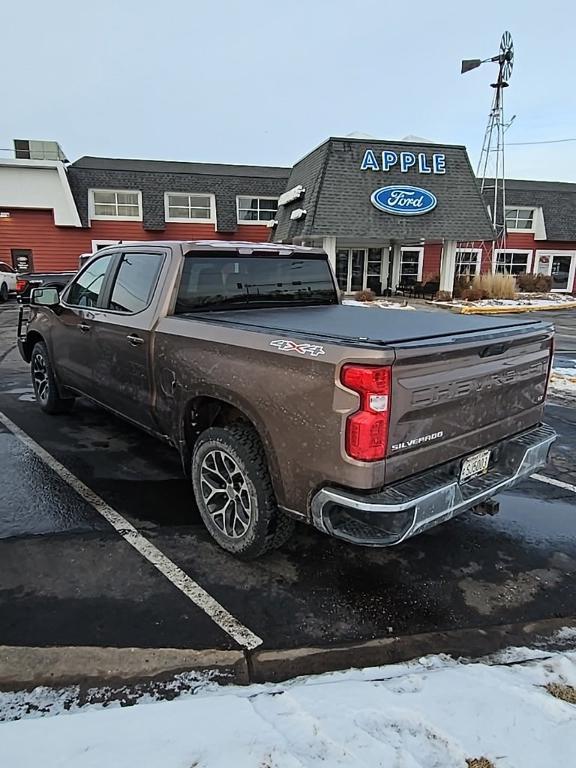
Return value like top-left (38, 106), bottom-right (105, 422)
top-left (191, 305), bottom-right (552, 346)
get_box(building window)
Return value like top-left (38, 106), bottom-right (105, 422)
top-left (494, 250), bottom-right (532, 275)
top-left (89, 190), bottom-right (142, 221)
top-left (455, 249), bottom-right (481, 277)
top-left (399, 248), bottom-right (424, 283)
top-left (165, 193), bottom-right (215, 223)
top-left (237, 196), bottom-right (278, 223)
top-left (505, 207), bottom-right (536, 231)
top-left (91, 240), bottom-right (120, 252)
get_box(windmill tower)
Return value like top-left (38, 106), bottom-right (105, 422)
top-left (461, 32), bottom-right (515, 261)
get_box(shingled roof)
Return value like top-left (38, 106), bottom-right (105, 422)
top-left (67, 156), bottom-right (290, 232)
top-left (273, 137), bottom-right (495, 244)
top-left (489, 178), bottom-right (576, 241)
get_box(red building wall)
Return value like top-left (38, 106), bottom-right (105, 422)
top-left (0, 208), bottom-right (272, 272)
top-left (422, 243), bottom-right (442, 279)
top-left (422, 236), bottom-right (576, 293)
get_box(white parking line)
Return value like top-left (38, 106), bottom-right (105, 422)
top-left (0, 410), bottom-right (263, 651)
top-left (532, 473), bottom-right (576, 495)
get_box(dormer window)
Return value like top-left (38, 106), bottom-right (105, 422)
top-left (505, 207), bottom-right (536, 231)
top-left (89, 189), bottom-right (142, 221)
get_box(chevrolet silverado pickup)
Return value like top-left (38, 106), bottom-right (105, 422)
top-left (18, 241), bottom-right (556, 558)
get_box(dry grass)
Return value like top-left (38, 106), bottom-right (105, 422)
top-left (471, 273), bottom-right (517, 299)
top-left (466, 758), bottom-right (495, 768)
top-left (546, 682), bottom-right (576, 704)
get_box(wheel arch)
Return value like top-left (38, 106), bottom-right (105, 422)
top-left (179, 392), bottom-right (285, 505)
top-left (22, 330), bottom-right (46, 363)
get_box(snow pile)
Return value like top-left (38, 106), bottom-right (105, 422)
top-left (549, 365), bottom-right (576, 398)
top-left (343, 299), bottom-right (415, 310)
top-left (2, 649), bottom-right (576, 767)
top-left (438, 293), bottom-right (576, 310)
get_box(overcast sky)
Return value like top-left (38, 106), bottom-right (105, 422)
top-left (2, 0), bottom-right (575, 180)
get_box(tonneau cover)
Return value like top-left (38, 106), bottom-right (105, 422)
top-left (192, 305), bottom-right (551, 346)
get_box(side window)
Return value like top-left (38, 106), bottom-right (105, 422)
top-left (66, 254), bottom-right (114, 307)
top-left (0, 262), bottom-right (15, 273)
top-left (108, 252), bottom-right (164, 313)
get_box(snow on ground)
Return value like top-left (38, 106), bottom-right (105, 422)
top-left (2, 649), bottom-right (576, 768)
top-left (436, 293), bottom-right (576, 309)
top-left (549, 364), bottom-right (576, 399)
top-left (343, 299), bottom-right (415, 310)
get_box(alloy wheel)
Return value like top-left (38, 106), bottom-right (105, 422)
top-left (32, 353), bottom-right (49, 403)
top-left (200, 449), bottom-right (253, 539)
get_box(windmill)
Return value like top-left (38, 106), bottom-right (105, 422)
top-left (461, 32), bottom-right (515, 263)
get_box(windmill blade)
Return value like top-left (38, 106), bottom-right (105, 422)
top-left (500, 31), bottom-right (514, 81)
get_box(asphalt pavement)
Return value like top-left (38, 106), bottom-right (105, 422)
top-left (1, 300), bottom-right (576, 674)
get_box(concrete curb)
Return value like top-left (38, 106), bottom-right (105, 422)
top-left (249, 616), bottom-right (576, 683)
top-left (428, 300), bottom-right (576, 315)
top-left (2, 616), bottom-right (576, 691)
top-left (0, 646), bottom-right (249, 690)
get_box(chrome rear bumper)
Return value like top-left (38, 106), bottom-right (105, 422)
top-left (311, 423), bottom-right (556, 547)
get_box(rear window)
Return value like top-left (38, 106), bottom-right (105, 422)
top-left (174, 254), bottom-right (337, 313)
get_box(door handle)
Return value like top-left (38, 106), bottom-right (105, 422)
top-left (78, 323), bottom-right (91, 332)
top-left (126, 334), bottom-right (144, 346)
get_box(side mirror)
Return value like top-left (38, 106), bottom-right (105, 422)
top-left (30, 287), bottom-right (60, 307)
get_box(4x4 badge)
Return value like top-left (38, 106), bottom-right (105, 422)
top-left (270, 339), bottom-right (325, 357)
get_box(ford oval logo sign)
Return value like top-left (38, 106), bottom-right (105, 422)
top-left (371, 185), bottom-right (437, 216)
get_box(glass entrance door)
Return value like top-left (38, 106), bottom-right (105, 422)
top-left (335, 250), bottom-right (349, 292)
top-left (335, 248), bottom-right (383, 293)
top-left (535, 251), bottom-right (576, 292)
top-left (551, 254), bottom-right (573, 291)
top-left (350, 249), bottom-right (365, 292)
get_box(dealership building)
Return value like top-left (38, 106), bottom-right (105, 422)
top-left (1, 136), bottom-right (576, 293)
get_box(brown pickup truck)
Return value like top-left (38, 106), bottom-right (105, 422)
top-left (18, 240), bottom-right (556, 558)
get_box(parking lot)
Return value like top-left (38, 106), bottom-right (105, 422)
top-left (2, 300), bottom-right (576, 675)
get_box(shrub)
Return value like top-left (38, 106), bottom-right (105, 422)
top-left (516, 272), bottom-right (552, 292)
top-left (436, 290), bottom-right (452, 302)
top-left (461, 287), bottom-right (485, 302)
top-left (535, 274), bottom-right (552, 292)
top-left (471, 273), bottom-right (516, 299)
top-left (453, 275), bottom-right (473, 299)
top-left (354, 289), bottom-right (376, 302)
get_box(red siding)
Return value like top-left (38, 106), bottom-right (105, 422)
top-left (506, 232), bottom-right (576, 254)
top-left (0, 208), bottom-right (272, 272)
top-left (423, 243), bottom-right (442, 279)
top-left (484, 234), bottom-right (576, 291)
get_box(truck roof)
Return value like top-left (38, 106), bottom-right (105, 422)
top-left (97, 240), bottom-right (326, 256)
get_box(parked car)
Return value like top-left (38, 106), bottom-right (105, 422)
top-left (18, 240), bottom-right (556, 558)
top-left (16, 271), bottom-right (76, 304)
top-left (15, 252), bottom-right (91, 304)
top-left (0, 261), bottom-right (17, 302)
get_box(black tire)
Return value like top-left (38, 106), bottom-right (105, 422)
top-left (30, 341), bottom-right (75, 414)
top-left (192, 425), bottom-right (295, 559)
top-left (0, 282), bottom-right (8, 303)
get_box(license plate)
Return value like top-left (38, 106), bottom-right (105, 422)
top-left (460, 449), bottom-right (491, 482)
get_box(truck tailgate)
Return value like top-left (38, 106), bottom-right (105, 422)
top-left (386, 323), bottom-right (553, 484)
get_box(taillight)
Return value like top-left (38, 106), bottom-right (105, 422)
top-left (545, 336), bottom-right (555, 398)
top-left (341, 364), bottom-right (391, 461)
top-left (16, 279), bottom-right (28, 293)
